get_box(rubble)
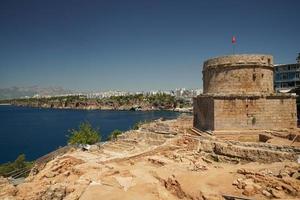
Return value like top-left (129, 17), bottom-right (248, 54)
top-left (232, 165), bottom-right (300, 198)
top-left (197, 138), bottom-right (299, 163)
top-left (0, 177), bottom-right (17, 197)
top-left (41, 184), bottom-right (67, 200)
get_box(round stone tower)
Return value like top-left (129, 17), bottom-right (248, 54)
top-left (203, 54), bottom-right (274, 94)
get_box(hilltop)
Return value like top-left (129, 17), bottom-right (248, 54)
top-left (1, 94), bottom-right (192, 112)
top-left (0, 86), bottom-right (73, 100)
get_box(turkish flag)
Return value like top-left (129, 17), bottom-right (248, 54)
top-left (232, 36), bottom-right (236, 44)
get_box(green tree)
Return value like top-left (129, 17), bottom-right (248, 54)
top-left (108, 129), bottom-right (122, 141)
top-left (68, 122), bottom-right (101, 145)
top-left (14, 154), bottom-right (26, 169)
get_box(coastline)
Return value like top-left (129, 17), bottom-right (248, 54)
top-left (0, 106), bottom-right (181, 164)
top-left (7, 103), bottom-right (193, 113)
top-left (1, 93), bottom-right (193, 113)
top-left (1, 115), bottom-right (299, 200)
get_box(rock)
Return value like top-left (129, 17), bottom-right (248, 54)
top-left (158, 176), bottom-right (187, 199)
top-left (278, 169), bottom-right (290, 178)
top-left (236, 178), bottom-right (243, 183)
top-left (115, 176), bottom-right (135, 192)
top-left (234, 178), bottom-right (244, 189)
top-left (41, 184), bottom-right (66, 200)
top-left (241, 178), bottom-right (253, 188)
top-left (44, 171), bottom-right (57, 178)
top-left (31, 167), bottom-right (39, 175)
top-left (270, 189), bottom-right (286, 199)
top-left (202, 192), bottom-right (223, 200)
top-left (148, 157), bottom-right (166, 166)
top-left (0, 184), bottom-right (18, 197)
top-left (237, 183), bottom-right (243, 189)
top-left (243, 184), bottom-right (256, 196)
top-left (262, 189), bottom-right (272, 197)
top-left (0, 177), bottom-right (9, 184)
top-left (252, 183), bottom-right (262, 191)
top-left (280, 179), bottom-right (298, 195)
top-left (275, 186), bottom-right (283, 191)
top-left (89, 145), bottom-right (99, 152)
top-left (75, 177), bottom-right (91, 186)
top-left (291, 171), bottom-right (300, 180)
top-left (66, 187), bottom-right (75, 194)
top-left (232, 180), bottom-right (239, 186)
top-left (63, 171), bottom-right (70, 177)
top-left (260, 169), bottom-right (273, 176)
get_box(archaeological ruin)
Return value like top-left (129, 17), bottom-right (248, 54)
top-left (193, 54), bottom-right (297, 133)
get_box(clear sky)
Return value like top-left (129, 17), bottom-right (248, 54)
top-left (0, 0), bottom-right (299, 91)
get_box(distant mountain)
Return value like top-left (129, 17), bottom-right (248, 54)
top-left (0, 86), bottom-right (74, 99)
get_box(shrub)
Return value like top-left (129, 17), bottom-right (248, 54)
top-left (132, 120), bottom-right (150, 130)
top-left (133, 121), bottom-right (142, 130)
top-left (14, 154), bottom-right (26, 169)
top-left (108, 129), bottom-right (122, 141)
top-left (0, 154), bottom-right (33, 177)
top-left (68, 122), bottom-right (101, 145)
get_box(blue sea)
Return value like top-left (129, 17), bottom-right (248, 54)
top-left (0, 105), bottom-right (179, 163)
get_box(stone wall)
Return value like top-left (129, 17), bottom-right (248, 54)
top-left (203, 54), bottom-right (274, 94)
top-left (203, 54), bottom-right (273, 70)
top-left (193, 54), bottom-right (297, 132)
top-left (193, 97), bottom-right (214, 130)
top-left (193, 95), bottom-right (297, 131)
top-left (214, 96), bottom-right (297, 130)
top-left (203, 66), bottom-right (274, 94)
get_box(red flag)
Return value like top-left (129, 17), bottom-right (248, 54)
top-left (232, 36), bottom-right (236, 44)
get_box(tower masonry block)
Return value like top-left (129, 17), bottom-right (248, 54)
top-left (193, 54), bottom-right (297, 132)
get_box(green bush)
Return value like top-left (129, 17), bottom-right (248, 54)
top-left (14, 154), bottom-right (26, 169)
top-left (68, 122), bottom-right (101, 145)
top-left (132, 120), bottom-right (150, 130)
top-left (0, 154), bottom-right (33, 177)
top-left (108, 129), bottom-right (122, 141)
top-left (133, 121), bottom-right (142, 130)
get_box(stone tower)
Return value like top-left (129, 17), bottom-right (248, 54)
top-left (193, 54), bottom-right (297, 132)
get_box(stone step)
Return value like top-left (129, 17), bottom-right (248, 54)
top-left (103, 145), bottom-right (125, 152)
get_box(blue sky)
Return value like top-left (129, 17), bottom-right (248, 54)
top-left (0, 0), bottom-right (299, 91)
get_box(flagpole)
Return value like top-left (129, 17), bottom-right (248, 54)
top-left (233, 43), bottom-right (235, 55)
top-left (232, 36), bottom-right (236, 55)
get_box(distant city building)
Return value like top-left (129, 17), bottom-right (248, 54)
top-left (36, 88), bottom-right (203, 99)
top-left (274, 53), bottom-right (300, 92)
top-left (86, 90), bottom-right (130, 98)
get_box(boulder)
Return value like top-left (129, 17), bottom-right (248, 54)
top-left (292, 172), bottom-right (300, 180)
top-left (262, 189), bottom-right (272, 197)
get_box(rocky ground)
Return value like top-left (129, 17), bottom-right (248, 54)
top-left (1, 115), bottom-right (300, 200)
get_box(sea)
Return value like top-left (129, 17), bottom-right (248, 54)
top-left (0, 105), bottom-right (180, 163)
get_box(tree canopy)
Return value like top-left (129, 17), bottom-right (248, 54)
top-left (68, 122), bottom-right (101, 145)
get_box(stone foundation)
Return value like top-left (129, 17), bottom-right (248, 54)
top-left (193, 94), bottom-right (297, 131)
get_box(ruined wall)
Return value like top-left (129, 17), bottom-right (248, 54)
top-left (193, 96), bottom-right (214, 130)
top-left (213, 96), bottom-right (297, 130)
top-left (203, 54), bottom-right (274, 94)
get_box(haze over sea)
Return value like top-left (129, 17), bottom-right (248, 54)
top-left (0, 105), bottom-right (179, 163)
